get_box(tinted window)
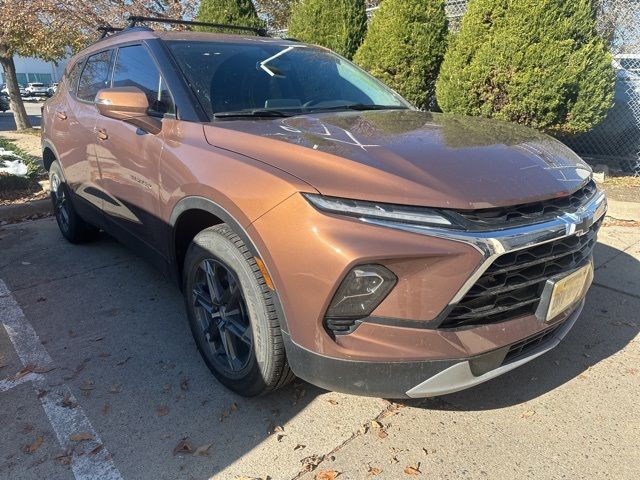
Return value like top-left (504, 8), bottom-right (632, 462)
top-left (112, 45), bottom-right (174, 116)
top-left (166, 42), bottom-right (409, 118)
top-left (77, 50), bottom-right (113, 102)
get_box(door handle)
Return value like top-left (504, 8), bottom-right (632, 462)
top-left (97, 128), bottom-right (108, 141)
top-left (56, 110), bottom-right (67, 120)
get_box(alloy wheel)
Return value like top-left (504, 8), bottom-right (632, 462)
top-left (192, 259), bottom-right (253, 374)
top-left (50, 173), bottom-right (70, 232)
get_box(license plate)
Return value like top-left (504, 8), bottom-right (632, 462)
top-left (546, 263), bottom-right (593, 322)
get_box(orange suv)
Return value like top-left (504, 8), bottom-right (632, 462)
top-left (42, 18), bottom-right (607, 398)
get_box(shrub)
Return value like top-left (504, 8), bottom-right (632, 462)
top-left (435, 0), bottom-right (615, 136)
top-left (196, 0), bottom-right (264, 31)
top-left (354, 0), bottom-right (448, 109)
top-left (288, 0), bottom-right (368, 59)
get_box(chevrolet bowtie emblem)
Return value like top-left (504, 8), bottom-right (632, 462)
top-left (561, 213), bottom-right (592, 237)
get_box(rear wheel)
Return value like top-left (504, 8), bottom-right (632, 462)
top-left (49, 160), bottom-right (98, 243)
top-left (183, 224), bottom-right (294, 396)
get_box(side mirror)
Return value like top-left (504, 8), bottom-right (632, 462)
top-left (95, 87), bottom-right (161, 134)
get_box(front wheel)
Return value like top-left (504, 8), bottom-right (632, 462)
top-left (183, 224), bottom-right (294, 396)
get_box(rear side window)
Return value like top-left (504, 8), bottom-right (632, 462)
top-left (112, 44), bottom-right (175, 116)
top-left (77, 50), bottom-right (114, 102)
top-left (65, 60), bottom-right (84, 95)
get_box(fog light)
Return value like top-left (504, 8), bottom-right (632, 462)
top-left (326, 265), bottom-right (397, 319)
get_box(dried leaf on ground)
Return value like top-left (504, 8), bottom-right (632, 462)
top-left (80, 379), bottom-right (95, 390)
top-left (60, 392), bottom-right (78, 409)
top-left (180, 377), bottom-right (189, 391)
top-left (115, 356), bottom-right (132, 366)
top-left (89, 444), bottom-right (104, 456)
top-left (326, 399), bottom-right (339, 405)
top-left (370, 420), bottom-right (383, 430)
top-left (157, 405), bottom-right (169, 417)
top-left (315, 470), bottom-right (339, 480)
top-left (294, 444), bottom-right (306, 451)
top-left (230, 402), bottom-right (238, 412)
top-left (54, 450), bottom-right (72, 465)
top-left (301, 454), bottom-right (324, 472)
top-left (108, 384), bottom-right (121, 393)
top-left (13, 363), bottom-right (36, 380)
top-left (23, 435), bottom-right (44, 454)
top-left (33, 365), bottom-right (55, 373)
top-left (377, 429), bottom-right (388, 439)
top-left (70, 432), bottom-right (94, 442)
top-left (367, 466), bottom-right (382, 476)
top-left (404, 463), bottom-right (421, 476)
top-left (521, 410), bottom-right (535, 419)
top-left (102, 403), bottom-right (111, 415)
top-left (193, 443), bottom-right (213, 456)
top-left (173, 439), bottom-right (194, 455)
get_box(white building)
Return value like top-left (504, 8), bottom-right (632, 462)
top-left (0, 55), bottom-right (67, 86)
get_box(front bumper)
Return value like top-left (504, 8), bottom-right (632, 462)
top-left (284, 300), bottom-right (584, 398)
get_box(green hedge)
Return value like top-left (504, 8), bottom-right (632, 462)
top-left (288, 0), bottom-right (368, 59)
top-left (354, 0), bottom-right (448, 109)
top-left (435, 0), bottom-right (615, 136)
top-left (195, 0), bottom-right (264, 31)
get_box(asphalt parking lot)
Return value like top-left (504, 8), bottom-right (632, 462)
top-left (1, 217), bottom-right (639, 480)
top-left (0, 100), bottom-right (43, 131)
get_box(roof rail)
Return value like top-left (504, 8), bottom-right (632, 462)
top-left (127, 16), bottom-right (268, 37)
top-left (97, 25), bottom-right (124, 39)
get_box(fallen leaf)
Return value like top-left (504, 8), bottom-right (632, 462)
top-left (367, 466), bottom-right (382, 476)
top-left (357, 424), bottom-right (369, 435)
top-left (389, 456), bottom-right (399, 464)
top-left (173, 439), bottom-right (194, 455)
top-left (23, 435), bottom-right (44, 454)
top-left (33, 365), bottom-right (55, 374)
top-left (157, 405), bottom-right (169, 417)
top-left (315, 470), bottom-right (339, 480)
top-left (294, 444), bottom-right (306, 451)
top-left (370, 420), bottom-right (383, 430)
top-left (404, 463), bottom-right (421, 476)
top-left (377, 429), bottom-right (388, 439)
top-left (80, 379), bottom-right (95, 391)
top-left (60, 392), bottom-right (78, 409)
top-left (13, 363), bottom-right (36, 380)
top-left (301, 454), bottom-right (324, 472)
top-left (70, 432), bottom-right (94, 442)
top-left (108, 384), bottom-right (121, 393)
top-left (89, 444), bottom-right (104, 456)
top-left (230, 402), bottom-right (238, 412)
top-left (180, 377), bottom-right (189, 391)
top-left (22, 424), bottom-right (34, 434)
top-left (102, 403), bottom-right (111, 415)
top-left (68, 330), bottom-right (77, 338)
top-left (521, 410), bottom-right (536, 419)
top-left (54, 450), bottom-right (72, 465)
top-left (193, 443), bottom-right (212, 456)
top-left (326, 399), bottom-right (339, 405)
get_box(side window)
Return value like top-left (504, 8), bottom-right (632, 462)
top-left (77, 50), bottom-right (113, 102)
top-left (65, 59), bottom-right (84, 95)
top-left (112, 45), bottom-right (175, 116)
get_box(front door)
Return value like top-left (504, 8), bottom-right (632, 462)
top-left (94, 43), bottom-right (175, 256)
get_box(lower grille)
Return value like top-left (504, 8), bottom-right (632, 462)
top-left (503, 320), bottom-right (564, 363)
top-left (440, 219), bottom-right (601, 329)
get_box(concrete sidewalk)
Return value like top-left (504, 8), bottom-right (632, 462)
top-left (0, 218), bottom-right (638, 480)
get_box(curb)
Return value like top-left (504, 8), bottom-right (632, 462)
top-left (0, 198), bottom-right (51, 222)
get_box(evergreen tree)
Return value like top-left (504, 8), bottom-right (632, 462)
top-left (196, 0), bottom-right (264, 31)
top-left (354, 0), bottom-right (448, 109)
top-left (436, 0), bottom-right (615, 136)
top-left (288, 0), bottom-right (368, 59)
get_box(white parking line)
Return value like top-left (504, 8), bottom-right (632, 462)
top-left (0, 280), bottom-right (124, 480)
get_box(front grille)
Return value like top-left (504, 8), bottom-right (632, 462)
top-left (440, 218), bottom-right (601, 329)
top-left (503, 320), bottom-right (565, 363)
top-left (449, 181), bottom-right (597, 230)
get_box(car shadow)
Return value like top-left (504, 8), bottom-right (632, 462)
top-left (408, 240), bottom-right (639, 412)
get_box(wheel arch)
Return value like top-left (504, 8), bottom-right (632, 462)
top-left (42, 139), bottom-right (60, 172)
top-left (169, 196), bottom-right (290, 333)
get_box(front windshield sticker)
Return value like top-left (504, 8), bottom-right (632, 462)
top-left (259, 45), bottom-right (306, 77)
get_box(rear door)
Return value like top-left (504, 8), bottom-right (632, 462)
top-left (94, 43), bottom-right (174, 256)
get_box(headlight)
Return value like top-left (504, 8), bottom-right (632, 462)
top-left (303, 193), bottom-right (456, 227)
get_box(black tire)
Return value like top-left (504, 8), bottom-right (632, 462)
top-left (49, 160), bottom-right (98, 243)
top-left (183, 224), bottom-right (294, 396)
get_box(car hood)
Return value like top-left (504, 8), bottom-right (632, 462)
top-left (202, 110), bottom-right (592, 209)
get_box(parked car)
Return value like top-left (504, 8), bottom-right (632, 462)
top-left (42, 21), bottom-right (606, 398)
top-left (1, 84), bottom-right (26, 96)
top-left (25, 82), bottom-right (49, 97)
top-left (47, 83), bottom-right (59, 97)
top-left (0, 93), bottom-right (9, 112)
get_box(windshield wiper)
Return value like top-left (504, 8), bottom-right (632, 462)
top-left (213, 109), bottom-right (292, 119)
top-left (309, 104), bottom-right (409, 113)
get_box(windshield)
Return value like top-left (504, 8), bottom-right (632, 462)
top-left (166, 41), bottom-right (411, 119)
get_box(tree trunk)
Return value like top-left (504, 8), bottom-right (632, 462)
top-left (0, 55), bottom-right (32, 130)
